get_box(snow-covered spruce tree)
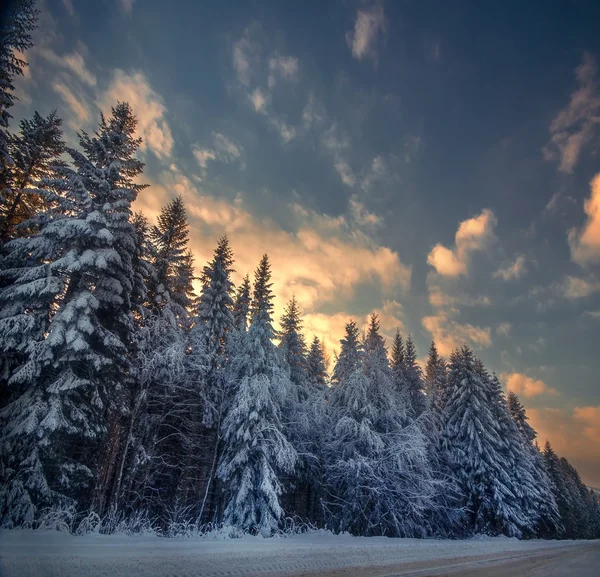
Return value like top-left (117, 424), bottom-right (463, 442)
top-left (278, 295), bottom-right (309, 403)
top-left (217, 254), bottom-right (297, 535)
top-left (306, 336), bottom-right (328, 396)
top-left (0, 0), bottom-right (38, 219)
top-left (425, 340), bottom-right (446, 415)
top-left (278, 296), bottom-right (316, 520)
top-left (507, 390), bottom-right (560, 537)
top-left (301, 335), bottom-right (329, 525)
top-left (442, 345), bottom-right (526, 537)
top-left (0, 102), bottom-right (147, 526)
top-left (331, 319), bottom-right (362, 389)
top-left (404, 335), bottom-right (427, 416)
top-left (183, 236), bottom-right (235, 522)
top-left (147, 195), bottom-right (195, 327)
top-left (325, 315), bottom-right (439, 537)
top-left (484, 370), bottom-right (558, 537)
top-left (1, 110), bottom-right (66, 242)
top-left (232, 274), bottom-right (251, 331)
top-left (0, 112), bottom-right (67, 407)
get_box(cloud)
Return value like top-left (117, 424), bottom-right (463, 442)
top-left (249, 87), bottom-right (269, 113)
top-left (233, 26), bottom-right (261, 86)
top-left (134, 166), bottom-right (411, 355)
top-left (422, 312), bottom-right (492, 356)
top-left (52, 81), bottom-right (92, 128)
top-left (584, 310), bottom-right (600, 320)
top-left (193, 132), bottom-right (243, 170)
top-left (502, 372), bottom-right (558, 398)
top-left (347, 2), bottom-right (386, 62)
top-left (100, 70), bottom-right (174, 160)
top-left (119, 0), bottom-right (136, 15)
top-left (561, 275), bottom-right (600, 299)
top-left (496, 322), bottom-right (511, 337)
top-left (322, 123), bottom-right (356, 186)
top-left (302, 91), bottom-right (325, 129)
top-left (62, 0), bottom-right (75, 17)
top-left (193, 149), bottom-right (217, 169)
top-left (268, 116), bottom-right (296, 143)
top-left (349, 196), bottom-right (383, 230)
top-left (268, 53), bottom-right (299, 89)
top-left (568, 173), bottom-right (600, 265)
top-left (427, 209), bottom-right (498, 277)
top-left (493, 255), bottom-right (527, 281)
top-left (527, 405), bottom-right (600, 487)
top-left (543, 52), bottom-right (600, 174)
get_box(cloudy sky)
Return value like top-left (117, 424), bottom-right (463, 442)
top-left (12, 0), bottom-right (600, 486)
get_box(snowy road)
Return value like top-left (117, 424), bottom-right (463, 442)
top-left (0, 530), bottom-right (598, 577)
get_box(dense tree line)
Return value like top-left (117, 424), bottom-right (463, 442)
top-left (1, 0), bottom-right (599, 538)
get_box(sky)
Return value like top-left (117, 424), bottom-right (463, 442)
top-left (10, 0), bottom-right (600, 487)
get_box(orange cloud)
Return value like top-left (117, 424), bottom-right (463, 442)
top-left (134, 165), bottom-right (411, 354)
top-left (100, 70), bottom-right (174, 160)
top-left (527, 405), bottom-right (600, 487)
top-left (422, 312), bottom-right (491, 356)
top-left (569, 173), bottom-right (600, 265)
top-left (501, 372), bottom-right (558, 398)
top-left (427, 209), bottom-right (497, 277)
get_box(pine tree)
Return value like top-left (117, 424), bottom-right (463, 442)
top-left (0, 102), bottom-right (147, 525)
top-left (404, 335), bottom-right (427, 416)
top-left (1, 110), bottom-right (67, 242)
top-left (278, 295), bottom-right (309, 402)
top-left (442, 345), bottom-right (526, 537)
top-left (148, 196), bottom-right (195, 325)
top-left (506, 391), bottom-right (560, 537)
top-left (425, 341), bottom-right (446, 413)
top-left (331, 320), bottom-right (362, 388)
top-left (0, 0), bottom-right (38, 216)
top-left (218, 254), bottom-right (297, 535)
top-left (232, 274), bottom-right (251, 331)
top-left (306, 336), bottom-right (328, 395)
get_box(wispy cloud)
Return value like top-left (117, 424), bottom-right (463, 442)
top-left (502, 372), bottom-right (558, 398)
top-left (322, 123), bottom-right (356, 186)
top-left (421, 311), bottom-right (492, 356)
top-left (100, 70), bottom-right (174, 160)
top-left (268, 53), bottom-right (299, 89)
top-left (543, 52), bottom-right (600, 174)
top-left (233, 25), bottom-right (261, 86)
top-left (119, 0), bottom-right (136, 16)
top-left (346, 2), bottom-right (386, 62)
top-left (561, 275), bottom-right (600, 299)
top-left (427, 209), bottom-right (497, 277)
top-left (493, 254), bottom-right (527, 281)
top-left (568, 173), bottom-right (600, 265)
top-left (193, 132), bottom-right (243, 172)
top-left (496, 322), bottom-right (511, 337)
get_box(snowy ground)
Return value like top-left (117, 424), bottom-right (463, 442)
top-left (0, 529), bottom-right (598, 577)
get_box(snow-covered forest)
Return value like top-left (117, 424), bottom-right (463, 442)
top-left (1, 1), bottom-right (599, 540)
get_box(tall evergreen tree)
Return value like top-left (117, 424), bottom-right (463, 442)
top-left (148, 196), bottom-right (195, 324)
top-left (0, 102), bottom-right (147, 525)
top-left (306, 336), bottom-right (328, 395)
top-left (0, 0), bottom-right (38, 216)
top-left (218, 254), bottom-right (297, 535)
top-left (404, 335), bottom-right (427, 416)
top-left (331, 320), bottom-right (362, 388)
top-left (1, 110), bottom-right (66, 242)
top-left (442, 345), bottom-right (526, 537)
top-left (424, 340), bottom-right (446, 413)
top-left (278, 295), bottom-right (309, 402)
top-left (232, 274), bottom-right (251, 331)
